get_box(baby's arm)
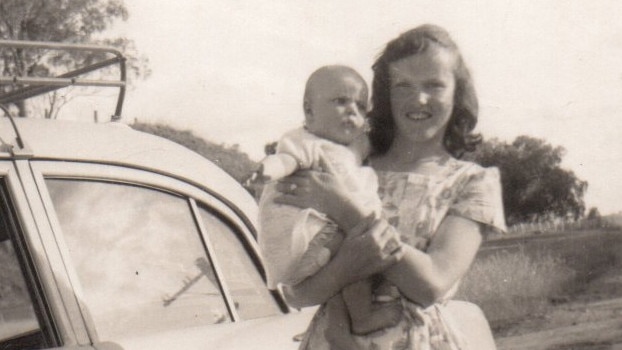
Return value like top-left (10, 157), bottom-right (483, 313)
top-left (254, 153), bottom-right (299, 182)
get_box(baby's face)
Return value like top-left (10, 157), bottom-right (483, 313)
top-left (305, 74), bottom-right (368, 145)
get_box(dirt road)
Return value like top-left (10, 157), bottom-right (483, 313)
top-left (496, 298), bottom-right (622, 349)
top-left (495, 267), bottom-right (622, 349)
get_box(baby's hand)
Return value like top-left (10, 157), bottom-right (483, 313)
top-left (244, 165), bottom-right (272, 187)
top-left (243, 165), bottom-right (272, 200)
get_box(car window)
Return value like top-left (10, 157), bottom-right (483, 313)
top-left (0, 183), bottom-right (47, 349)
top-left (198, 206), bottom-right (282, 320)
top-left (46, 179), bottom-right (232, 340)
top-left (0, 239), bottom-right (43, 347)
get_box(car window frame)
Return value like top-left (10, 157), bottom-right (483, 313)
top-left (29, 160), bottom-right (283, 343)
top-left (0, 160), bottom-right (65, 348)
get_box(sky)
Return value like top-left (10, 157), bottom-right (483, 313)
top-left (79, 0), bottom-right (622, 215)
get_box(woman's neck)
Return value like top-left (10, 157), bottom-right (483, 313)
top-left (373, 136), bottom-right (451, 172)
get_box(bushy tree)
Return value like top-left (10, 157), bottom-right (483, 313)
top-left (132, 122), bottom-right (258, 185)
top-left (0, 0), bottom-right (149, 117)
top-left (465, 136), bottom-right (588, 225)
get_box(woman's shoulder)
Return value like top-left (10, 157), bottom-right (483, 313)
top-left (448, 159), bottom-right (507, 234)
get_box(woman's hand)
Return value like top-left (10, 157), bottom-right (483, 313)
top-left (274, 153), bottom-right (372, 231)
top-left (333, 218), bottom-right (404, 281)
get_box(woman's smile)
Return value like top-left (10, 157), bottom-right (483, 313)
top-left (405, 111), bottom-right (432, 121)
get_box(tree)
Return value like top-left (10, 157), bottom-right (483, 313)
top-left (131, 122), bottom-right (259, 185)
top-left (0, 0), bottom-right (149, 117)
top-left (587, 207), bottom-right (601, 221)
top-left (465, 136), bottom-right (588, 225)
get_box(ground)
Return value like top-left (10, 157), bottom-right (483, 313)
top-left (496, 260), bottom-right (622, 349)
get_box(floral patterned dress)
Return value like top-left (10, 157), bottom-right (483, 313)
top-left (299, 158), bottom-right (506, 350)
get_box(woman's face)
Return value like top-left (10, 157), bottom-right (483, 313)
top-left (388, 46), bottom-right (456, 146)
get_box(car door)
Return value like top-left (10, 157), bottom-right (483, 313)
top-left (2, 158), bottom-right (309, 349)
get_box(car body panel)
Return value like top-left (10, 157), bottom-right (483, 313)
top-left (0, 117), bottom-right (316, 349)
top-left (0, 117), bottom-right (258, 230)
top-left (117, 308), bottom-right (315, 350)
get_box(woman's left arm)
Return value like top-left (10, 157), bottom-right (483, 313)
top-left (383, 215), bottom-right (482, 307)
top-left (277, 171), bottom-right (485, 307)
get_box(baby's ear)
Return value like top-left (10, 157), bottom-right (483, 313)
top-left (303, 100), bottom-right (313, 119)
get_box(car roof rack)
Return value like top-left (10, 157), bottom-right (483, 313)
top-left (0, 40), bottom-right (126, 120)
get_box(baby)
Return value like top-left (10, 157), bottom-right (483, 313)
top-left (253, 65), bottom-right (400, 335)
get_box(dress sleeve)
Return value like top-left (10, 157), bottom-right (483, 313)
top-left (448, 166), bottom-right (506, 235)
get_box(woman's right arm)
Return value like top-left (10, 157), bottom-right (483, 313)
top-left (282, 217), bottom-right (402, 308)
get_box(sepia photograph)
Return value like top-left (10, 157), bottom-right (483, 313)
top-left (1, 1), bottom-right (621, 349)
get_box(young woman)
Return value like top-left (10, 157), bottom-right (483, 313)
top-left (276, 24), bottom-right (506, 349)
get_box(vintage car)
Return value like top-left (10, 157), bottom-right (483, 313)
top-left (0, 40), bottom-right (314, 349)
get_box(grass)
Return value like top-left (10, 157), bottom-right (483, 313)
top-left (455, 229), bottom-right (622, 334)
top-left (456, 246), bottom-right (575, 330)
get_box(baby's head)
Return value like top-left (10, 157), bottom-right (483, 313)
top-left (303, 65), bottom-right (369, 145)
